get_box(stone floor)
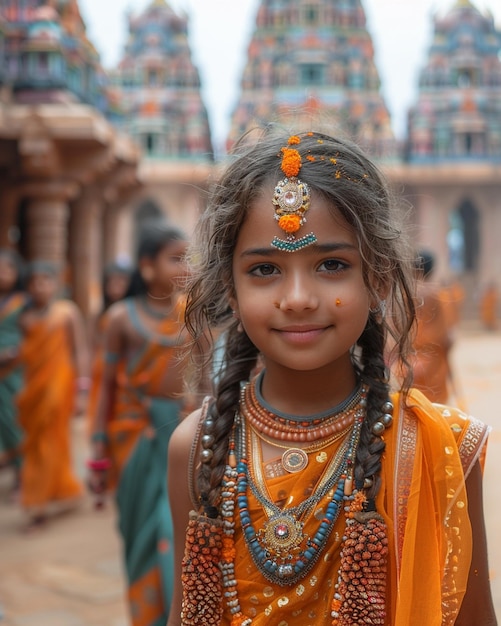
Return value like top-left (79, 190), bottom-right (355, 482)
top-left (0, 324), bottom-right (500, 624)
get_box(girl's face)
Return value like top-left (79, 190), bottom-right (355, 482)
top-left (28, 272), bottom-right (58, 307)
top-left (0, 255), bottom-right (18, 294)
top-left (142, 239), bottom-right (189, 296)
top-left (231, 188), bottom-right (372, 378)
top-left (105, 272), bottom-right (130, 303)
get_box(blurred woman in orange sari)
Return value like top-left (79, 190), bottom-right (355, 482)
top-left (17, 261), bottom-right (89, 531)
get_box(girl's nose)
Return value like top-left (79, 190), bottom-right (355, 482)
top-left (275, 272), bottom-right (319, 312)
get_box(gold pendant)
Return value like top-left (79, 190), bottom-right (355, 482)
top-left (262, 514), bottom-right (304, 556)
top-left (282, 448), bottom-right (308, 473)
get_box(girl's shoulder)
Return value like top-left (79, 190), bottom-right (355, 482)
top-left (169, 397), bottom-right (213, 508)
top-left (101, 299), bottom-right (131, 328)
top-left (170, 396), bottom-right (213, 451)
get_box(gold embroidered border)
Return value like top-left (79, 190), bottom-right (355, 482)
top-left (457, 416), bottom-right (489, 479)
top-left (394, 403), bottom-right (418, 576)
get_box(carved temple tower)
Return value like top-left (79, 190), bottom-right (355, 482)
top-left (394, 0), bottom-right (501, 295)
top-left (227, 0), bottom-right (395, 159)
top-left (110, 0), bottom-right (213, 238)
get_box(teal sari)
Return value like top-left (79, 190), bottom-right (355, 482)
top-left (115, 398), bottom-right (180, 626)
top-left (0, 293), bottom-right (26, 466)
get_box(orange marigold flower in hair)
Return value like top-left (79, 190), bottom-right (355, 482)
top-left (278, 214), bottom-right (301, 234)
top-left (288, 135), bottom-right (301, 145)
top-left (281, 147), bottom-right (302, 177)
top-left (306, 155), bottom-right (316, 162)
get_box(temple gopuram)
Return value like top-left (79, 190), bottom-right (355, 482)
top-left (394, 0), bottom-right (501, 292)
top-left (109, 0), bottom-right (213, 239)
top-left (226, 0), bottom-right (395, 159)
top-left (0, 0), bottom-right (141, 318)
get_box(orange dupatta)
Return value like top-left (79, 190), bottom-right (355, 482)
top-left (383, 389), bottom-right (487, 625)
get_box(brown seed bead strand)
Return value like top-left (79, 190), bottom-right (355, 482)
top-left (331, 494), bottom-right (388, 625)
top-left (180, 512), bottom-right (224, 626)
top-left (241, 379), bottom-right (367, 443)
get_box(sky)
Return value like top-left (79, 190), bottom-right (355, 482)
top-left (78, 0), bottom-right (501, 151)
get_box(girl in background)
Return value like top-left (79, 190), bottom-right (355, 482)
top-left (89, 223), bottom-right (198, 626)
top-left (167, 130), bottom-right (496, 625)
top-left (0, 248), bottom-right (27, 498)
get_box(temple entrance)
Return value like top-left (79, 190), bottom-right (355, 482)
top-left (447, 198), bottom-right (480, 274)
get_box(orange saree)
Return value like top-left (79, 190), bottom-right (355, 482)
top-left (214, 389), bottom-right (487, 626)
top-left (17, 301), bottom-right (82, 509)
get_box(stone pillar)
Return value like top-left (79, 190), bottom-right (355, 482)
top-left (69, 186), bottom-right (104, 319)
top-left (0, 186), bottom-right (20, 248)
top-left (21, 180), bottom-right (79, 282)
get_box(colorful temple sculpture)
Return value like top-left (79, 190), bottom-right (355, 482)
top-left (406, 0), bottom-right (501, 162)
top-left (226, 0), bottom-right (395, 159)
top-left (109, 0), bottom-right (213, 237)
top-left (0, 0), bottom-right (141, 318)
top-left (394, 0), bottom-right (501, 302)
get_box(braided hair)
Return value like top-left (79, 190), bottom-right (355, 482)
top-left (185, 127), bottom-right (416, 513)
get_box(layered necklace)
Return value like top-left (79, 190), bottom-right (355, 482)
top-left (240, 370), bottom-right (365, 475)
top-left (213, 376), bottom-right (392, 626)
top-left (235, 377), bottom-right (368, 586)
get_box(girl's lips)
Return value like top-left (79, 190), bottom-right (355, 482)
top-left (276, 326), bottom-right (328, 343)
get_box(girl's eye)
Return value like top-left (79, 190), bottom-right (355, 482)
top-left (319, 259), bottom-right (347, 272)
top-left (250, 263), bottom-right (278, 277)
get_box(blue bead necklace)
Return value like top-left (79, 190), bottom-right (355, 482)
top-left (235, 402), bottom-right (365, 587)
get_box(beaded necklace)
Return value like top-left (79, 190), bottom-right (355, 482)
top-left (248, 417), bottom-right (353, 453)
top-left (240, 372), bottom-right (364, 443)
top-left (214, 383), bottom-right (390, 625)
top-left (235, 403), bottom-right (364, 587)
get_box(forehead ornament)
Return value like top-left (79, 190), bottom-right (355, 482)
top-left (271, 136), bottom-right (317, 253)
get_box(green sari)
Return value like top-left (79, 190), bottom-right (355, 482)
top-left (0, 293), bottom-right (27, 466)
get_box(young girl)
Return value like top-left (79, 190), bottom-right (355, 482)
top-left (88, 223), bottom-right (198, 626)
top-left (0, 248), bottom-right (27, 496)
top-left (17, 260), bottom-right (88, 530)
top-left (167, 130), bottom-right (496, 625)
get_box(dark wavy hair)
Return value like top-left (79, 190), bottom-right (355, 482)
top-left (185, 127), bottom-right (416, 513)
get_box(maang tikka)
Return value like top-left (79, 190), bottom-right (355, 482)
top-left (271, 135), bottom-right (317, 253)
